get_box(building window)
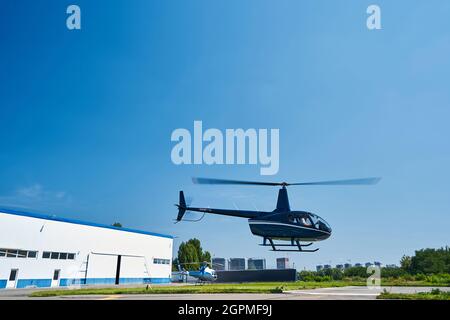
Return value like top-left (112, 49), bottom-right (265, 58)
top-left (153, 258), bottom-right (170, 265)
top-left (42, 251), bottom-right (76, 260)
top-left (53, 269), bottom-right (61, 281)
top-left (6, 250), bottom-right (18, 258)
top-left (18, 250), bottom-right (27, 258)
top-left (9, 269), bottom-right (18, 281)
top-left (0, 248), bottom-right (76, 260)
top-left (0, 248), bottom-right (40, 259)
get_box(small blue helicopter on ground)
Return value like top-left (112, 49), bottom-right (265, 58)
top-left (176, 177), bottom-right (380, 252)
top-left (176, 262), bottom-right (218, 282)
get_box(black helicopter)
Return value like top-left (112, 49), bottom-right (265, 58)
top-left (176, 177), bottom-right (380, 252)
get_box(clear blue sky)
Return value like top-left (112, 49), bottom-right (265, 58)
top-left (1, 1), bottom-right (449, 270)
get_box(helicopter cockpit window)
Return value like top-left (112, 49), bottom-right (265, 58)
top-left (295, 216), bottom-right (313, 226)
top-left (309, 214), bottom-right (319, 227)
top-left (308, 213), bottom-right (331, 232)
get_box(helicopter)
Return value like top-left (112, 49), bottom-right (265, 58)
top-left (176, 177), bottom-right (381, 252)
top-left (176, 262), bottom-right (218, 282)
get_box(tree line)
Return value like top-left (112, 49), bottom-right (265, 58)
top-left (400, 247), bottom-right (450, 274)
top-left (298, 246), bottom-right (450, 282)
top-left (172, 238), bottom-right (211, 271)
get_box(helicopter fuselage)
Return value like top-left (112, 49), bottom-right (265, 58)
top-left (188, 266), bottom-right (217, 282)
top-left (248, 211), bottom-right (332, 242)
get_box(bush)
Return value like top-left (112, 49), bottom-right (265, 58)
top-left (415, 273), bottom-right (426, 281)
top-left (431, 288), bottom-right (442, 295)
top-left (382, 267), bottom-right (407, 279)
top-left (402, 274), bottom-right (414, 281)
top-left (343, 267), bottom-right (367, 278)
top-left (427, 274), bottom-right (450, 284)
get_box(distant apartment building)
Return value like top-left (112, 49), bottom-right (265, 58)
top-left (247, 258), bottom-right (266, 270)
top-left (276, 257), bottom-right (289, 269)
top-left (228, 258), bottom-right (246, 271)
top-left (212, 258), bottom-right (226, 271)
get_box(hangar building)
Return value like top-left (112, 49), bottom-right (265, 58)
top-left (0, 208), bottom-right (173, 289)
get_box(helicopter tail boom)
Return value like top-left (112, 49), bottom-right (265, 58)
top-left (176, 190), bottom-right (262, 221)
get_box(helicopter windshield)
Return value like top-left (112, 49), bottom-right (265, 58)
top-left (308, 213), bottom-right (331, 233)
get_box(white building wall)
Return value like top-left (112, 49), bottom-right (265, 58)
top-left (0, 210), bottom-right (173, 289)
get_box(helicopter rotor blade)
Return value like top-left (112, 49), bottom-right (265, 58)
top-left (193, 177), bottom-right (282, 186)
top-left (289, 177), bottom-right (381, 186)
top-left (192, 177), bottom-right (381, 187)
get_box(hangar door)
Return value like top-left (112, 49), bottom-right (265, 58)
top-left (85, 253), bottom-right (117, 285)
top-left (119, 256), bottom-right (149, 283)
top-left (86, 253), bottom-right (148, 285)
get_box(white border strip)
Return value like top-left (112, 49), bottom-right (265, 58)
top-left (249, 221), bottom-right (331, 235)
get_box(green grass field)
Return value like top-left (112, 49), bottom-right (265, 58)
top-left (378, 289), bottom-right (450, 300)
top-left (30, 281), bottom-right (362, 297)
top-left (29, 278), bottom-right (450, 297)
top-left (375, 279), bottom-right (450, 287)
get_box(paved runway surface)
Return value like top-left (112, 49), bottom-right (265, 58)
top-left (1, 286), bottom-right (449, 300)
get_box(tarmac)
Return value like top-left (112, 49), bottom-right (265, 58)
top-left (0, 285), bottom-right (449, 300)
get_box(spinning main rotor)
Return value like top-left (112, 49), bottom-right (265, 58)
top-left (192, 177), bottom-right (381, 187)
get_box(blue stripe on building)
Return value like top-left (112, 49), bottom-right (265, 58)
top-left (1, 278), bottom-right (171, 289)
top-left (16, 279), bottom-right (52, 289)
top-left (60, 277), bottom-right (171, 286)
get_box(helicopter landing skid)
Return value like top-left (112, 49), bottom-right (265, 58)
top-left (259, 237), bottom-right (319, 252)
